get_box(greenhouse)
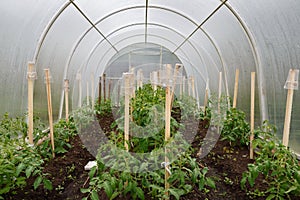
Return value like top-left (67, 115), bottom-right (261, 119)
top-left (1, 0), bottom-right (300, 199)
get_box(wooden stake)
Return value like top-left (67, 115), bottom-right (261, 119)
top-left (108, 79), bottom-right (112, 100)
top-left (182, 76), bottom-right (186, 95)
top-left (103, 73), bottom-right (106, 101)
top-left (153, 71), bottom-right (158, 91)
top-left (170, 64), bottom-right (181, 103)
top-left (164, 86), bottom-right (171, 198)
top-left (188, 76), bottom-right (191, 96)
top-left (124, 73), bottom-right (131, 151)
top-left (64, 79), bottom-right (69, 122)
top-left (27, 62), bottom-right (35, 145)
top-left (98, 76), bottom-right (102, 105)
top-left (180, 76), bottom-right (183, 98)
top-left (204, 88), bottom-right (208, 114)
top-left (137, 69), bottom-right (143, 88)
top-left (44, 69), bottom-right (55, 158)
top-left (217, 72), bottom-right (222, 133)
top-left (282, 69), bottom-right (297, 147)
top-left (218, 72), bottom-right (222, 113)
top-left (77, 73), bottom-right (82, 107)
top-left (191, 75), bottom-right (196, 99)
top-left (86, 81), bottom-right (89, 106)
top-left (117, 80), bottom-right (120, 106)
top-left (250, 72), bottom-right (255, 159)
top-left (233, 69), bottom-right (240, 108)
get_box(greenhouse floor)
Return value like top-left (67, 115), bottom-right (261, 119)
top-left (5, 116), bottom-right (297, 200)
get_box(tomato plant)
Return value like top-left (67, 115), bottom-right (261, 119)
top-left (241, 121), bottom-right (300, 200)
top-left (82, 84), bottom-right (215, 199)
top-left (0, 113), bottom-right (53, 199)
top-left (221, 108), bottom-right (250, 146)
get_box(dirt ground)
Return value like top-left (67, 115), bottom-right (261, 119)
top-left (5, 112), bottom-right (298, 200)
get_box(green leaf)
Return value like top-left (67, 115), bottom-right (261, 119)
top-left (43, 179), bottom-right (53, 190)
top-left (103, 181), bottom-right (113, 198)
top-left (206, 178), bottom-right (216, 189)
top-left (89, 166), bottom-right (97, 178)
top-left (285, 186), bottom-right (297, 194)
top-left (266, 194), bottom-right (276, 200)
top-left (183, 184), bottom-right (192, 192)
top-left (169, 188), bottom-right (180, 200)
top-left (16, 162), bottom-right (25, 176)
top-left (0, 186), bottom-right (10, 195)
top-left (110, 191), bottom-right (120, 200)
top-left (25, 165), bottom-right (34, 178)
top-left (91, 190), bottom-right (99, 200)
top-left (33, 176), bottom-right (43, 190)
top-left (80, 188), bottom-right (90, 193)
top-left (240, 175), bottom-right (247, 189)
top-left (136, 187), bottom-right (145, 200)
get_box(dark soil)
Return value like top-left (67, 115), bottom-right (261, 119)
top-left (5, 111), bottom-right (298, 200)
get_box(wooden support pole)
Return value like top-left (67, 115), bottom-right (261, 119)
top-left (77, 73), bottom-right (82, 107)
top-left (191, 75), bottom-right (196, 99)
top-left (182, 76), bottom-right (186, 95)
top-left (164, 86), bottom-right (171, 198)
top-left (98, 76), bottom-right (102, 105)
top-left (170, 64), bottom-right (181, 103)
top-left (152, 71), bottom-right (158, 91)
top-left (117, 79), bottom-right (121, 106)
top-left (218, 72), bottom-right (222, 114)
top-left (44, 69), bottom-right (55, 158)
top-left (86, 81), bottom-right (89, 106)
top-left (137, 69), bottom-right (143, 88)
top-left (217, 72), bottom-right (223, 134)
top-left (204, 88), bottom-right (209, 114)
top-left (250, 72), bottom-right (255, 159)
top-left (124, 73), bottom-right (132, 151)
top-left (108, 79), bottom-right (112, 100)
top-left (64, 79), bottom-right (69, 122)
top-left (180, 76), bottom-right (183, 98)
top-left (233, 69), bottom-right (240, 108)
top-left (282, 69), bottom-right (297, 147)
top-left (27, 62), bottom-right (35, 145)
top-left (103, 73), bottom-right (106, 101)
top-left (188, 76), bottom-right (191, 96)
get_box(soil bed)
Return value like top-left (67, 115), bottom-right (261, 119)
top-left (6, 112), bottom-right (297, 200)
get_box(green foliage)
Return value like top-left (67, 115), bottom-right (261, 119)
top-left (241, 121), bottom-right (300, 200)
top-left (131, 84), bottom-right (165, 127)
top-left (173, 95), bottom-right (203, 120)
top-left (82, 84), bottom-right (215, 199)
top-left (221, 108), bottom-right (250, 146)
top-left (113, 83), bottom-right (181, 153)
top-left (71, 104), bottom-right (94, 129)
top-left (82, 145), bottom-right (215, 200)
top-left (207, 94), bottom-right (228, 127)
top-left (35, 117), bottom-right (78, 158)
top-left (94, 99), bottom-right (112, 117)
top-left (0, 113), bottom-right (52, 198)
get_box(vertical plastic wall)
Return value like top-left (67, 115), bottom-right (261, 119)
top-left (0, 0), bottom-right (299, 152)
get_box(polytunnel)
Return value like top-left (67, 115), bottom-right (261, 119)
top-left (1, 0), bottom-right (300, 154)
